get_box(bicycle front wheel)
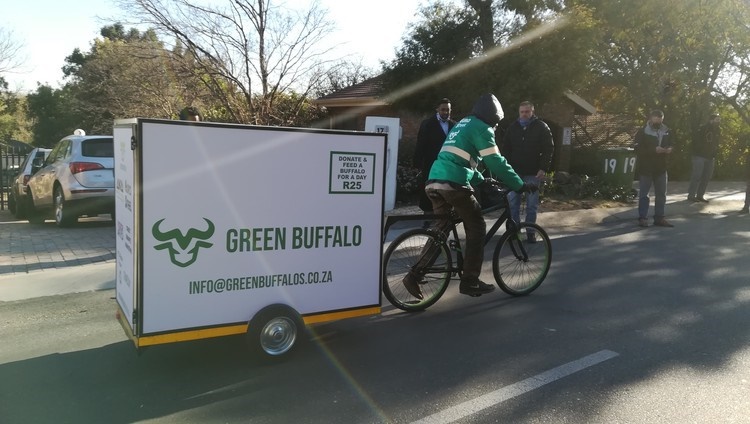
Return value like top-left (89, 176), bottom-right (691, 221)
top-left (383, 229), bottom-right (452, 312)
top-left (492, 222), bottom-right (551, 296)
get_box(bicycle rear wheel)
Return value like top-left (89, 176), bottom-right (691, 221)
top-left (492, 222), bottom-right (551, 296)
top-left (382, 229), bottom-right (452, 312)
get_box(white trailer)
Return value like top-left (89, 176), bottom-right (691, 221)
top-left (113, 118), bottom-right (387, 357)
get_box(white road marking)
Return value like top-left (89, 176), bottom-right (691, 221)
top-left (410, 349), bottom-right (620, 424)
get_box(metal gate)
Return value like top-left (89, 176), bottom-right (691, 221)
top-left (1, 145), bottom-right (32, 211)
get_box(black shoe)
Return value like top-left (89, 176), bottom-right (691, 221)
top-left (687, 196), bottom-right (696, 202)
top-left (459, 279), bottom-right (495, 297)
top-left (402, 273), bottom-right (424, 300)
top-left (741, 207), bottom-right (749, 214)
top-left (697, 197), bottom-right (709, 203)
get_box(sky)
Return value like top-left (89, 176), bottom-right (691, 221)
top-left (1, 0), bottom-right (434, 93)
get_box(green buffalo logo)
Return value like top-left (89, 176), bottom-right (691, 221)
top-left (152, 218), bottom-right (215, 267)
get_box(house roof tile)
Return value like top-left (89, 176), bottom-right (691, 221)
top-left (314, 75), bottom-right (388, 107)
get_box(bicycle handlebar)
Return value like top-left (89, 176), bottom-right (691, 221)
top-left (483, 178), bottom-right (539, 193)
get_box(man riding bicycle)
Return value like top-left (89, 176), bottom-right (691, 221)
top-left (403, 93), bottom-right (535, 299)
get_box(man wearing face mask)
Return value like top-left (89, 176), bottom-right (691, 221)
top-left (634, 109), bottom-right (674, 227)
top-left (502, 101), bottom-right (554, 242)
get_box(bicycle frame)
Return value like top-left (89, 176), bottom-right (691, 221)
top-left (381, 187), bottom-right (551, 311)
top-left (382, 201), bottom-right (514, 242)
top-left (429, 203), bottom-right (524, 276)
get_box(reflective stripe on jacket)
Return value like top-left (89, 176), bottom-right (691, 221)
top-left (428, 116), bottom-right (523, 191)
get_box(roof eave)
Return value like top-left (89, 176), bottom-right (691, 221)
top-left (564, 90), bottom-right (597, 115)
top-left (312, 97), bottom-right (389, 108)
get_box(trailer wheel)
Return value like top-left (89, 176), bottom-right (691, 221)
top-left (248, 304), bottom-right (303, 358)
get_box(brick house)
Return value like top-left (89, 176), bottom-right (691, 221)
top-left (313, 75), bottom-right (596, 172)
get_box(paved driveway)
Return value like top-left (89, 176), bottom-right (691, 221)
top-left (0, 211), bottom-right (115, 275)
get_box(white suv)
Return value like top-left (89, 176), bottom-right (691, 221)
top-left (26, 130), bottom-right (115, 227)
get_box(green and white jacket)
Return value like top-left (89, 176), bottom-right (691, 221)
top-left (427, 116), bottom-right (524, 192)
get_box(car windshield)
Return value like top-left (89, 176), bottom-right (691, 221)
top-left (82, 138), bottom-right (114, 158)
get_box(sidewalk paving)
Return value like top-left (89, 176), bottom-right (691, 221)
top-left (0, 215), bottom-right (116, 275)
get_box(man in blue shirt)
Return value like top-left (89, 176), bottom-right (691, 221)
top-left (413, 98), bottom-right (455, 212)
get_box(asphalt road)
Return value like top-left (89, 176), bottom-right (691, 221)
top-left (1, 182), bottom-right (749, 423)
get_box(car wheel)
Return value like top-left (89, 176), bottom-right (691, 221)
top-left (12, 194), bottom-right (28, 219)
top-left (54, 186), bottom-right (77, 227)
top-left (26, 194), bottom-right (44, 224)
top-left (8, 192), bottom-right (16, 215)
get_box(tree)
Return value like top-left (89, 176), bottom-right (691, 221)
top-left (117, 0), bottom-right (338, 126)
top-left (0, 28), bottom-right (25, 143)
top-left (0, 80), bottom-right (32, 144)
top-left (382, 0), bottom-right (595, 113)
top-left (467, 0), bottom-right (565, 46)
top-left (58, 24), bottom-right (214, 133)
top-left (385, 0), bottom-right (750, 181)
top-left (25, 85), bottom-right (80, 147)
top-left (0, 78), bottom-right (15, 143)
top-left (381, 1), bottom-right (482, 110)
top-left (0, 27), bottom-right (24, 74)
top-left (576, 0), bottom-right (750, 177)
top-left (314, 60), bottom-right (374, 98)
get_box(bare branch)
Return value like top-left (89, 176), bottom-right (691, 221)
top-left (117, 0), bottom-right (336, 124)
top-left (0, 27), bottom-right (25, 74)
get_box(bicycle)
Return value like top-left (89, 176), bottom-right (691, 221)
top-left (382, 182), bottom-right (552, 312)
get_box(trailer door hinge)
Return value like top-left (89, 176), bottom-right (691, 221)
top-left (131, 135), bottom-right (137, 150)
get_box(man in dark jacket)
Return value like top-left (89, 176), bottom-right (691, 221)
top-left (179, 106), bottom-right (202, 121)
top-left (687, 114), bottom-right (721, 202)
top-left (634, 109), bottom-right (674, 227)
top-left (413, 98), bottom-right (455, 211)
top-left (502, 101), bottom-right (554, 241)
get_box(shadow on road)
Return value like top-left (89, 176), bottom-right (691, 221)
top-left (1, 209), bottom-right (748, 422)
